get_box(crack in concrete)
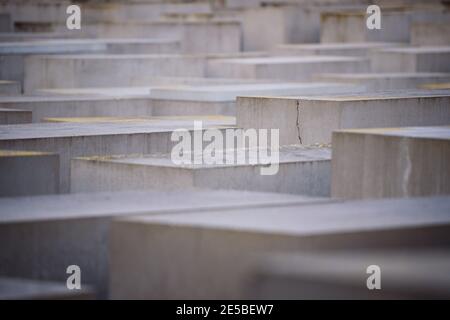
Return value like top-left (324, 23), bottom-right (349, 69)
top-left (296, 100), bottom-right (303, 145)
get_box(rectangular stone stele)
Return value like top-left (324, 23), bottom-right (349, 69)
top-left (0, 150), bottom-right (59, 196)
top-left (0, 277), bottom-right (94, 300)
top-left (331, 126), bottom-right (450, 199)
top-left (237, 91), bottom-right (450, 146)
top-left (0, 190), bottom-right (326, 299)
top-left (0, 80), bottom-right (21, 95)
top-left (110, 196), bottom-right (450, 299)
top-left (70, 146), bottom-right (331, 197)
top-left (244, 251), bottom-right (450, 299)
top-left (0, 120), bottom-right (233, 192)
top-left (0, 108), bottom-right (31, 125)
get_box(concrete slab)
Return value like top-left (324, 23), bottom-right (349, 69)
top-left (0, 190), bottom-right (327, 298)
top-left (0, 277), bottom-right (94, 300)
top-left (420, 83), bottom-right (450, 90)
top-left (313, 72), bottom-right (450, 91)
top-left (275, 42), bottom-right (404, 57)
top-left (0, 107), bottom-right (31, 124)
top-left (70, 146), bottom-right (331, 196)
top-left (110, 196), bottom-right (450, 299)
top-left (245, 251), bottom-right (450, 299)
top-left (331, 126), bottom-right (450, 199)
top-left (23, 54), bottom-right (206, 93)
top-left (0, 121), bottom-right (233, 192)
top-left (0, 150), bottom-right (59, 197)
top-left (0, 80), bottom-right (21, 95)
top-left (207, 56), bottom-right (369, 81)
top-left (0, 13), bottom-right (12, 32)
top-left (371, 46), bottom-right (450, 72)
top-left (237, 91), bottom-right (450, 146)
top-left (411, 22), bottom-right (450, 46)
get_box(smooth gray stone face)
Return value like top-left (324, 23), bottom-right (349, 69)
top-left (0, 80), bottom-right (21, 95)
top-left (0, 190), bottom-right (326, 299)
top-left (331, 126), bottom-right (450, 199)
top-left (0, 107), bottom-right (31, 124)
top-left (109, 196), bottom-right (450, 299)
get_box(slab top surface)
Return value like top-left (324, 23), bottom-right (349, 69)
top-left (336, 126), bottom-right (450, 140)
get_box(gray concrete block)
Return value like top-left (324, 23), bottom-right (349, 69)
top-left (245, 251), bottom-right (450, 299)
top-left (237, 91), bottom-right (450, 146)
top-left (0, 190), bottom-right (326, 298)
top-left (0, 277), bottom-right (94, 300)
top-left (331, 126), bottom-right (450, 199)
top-left (0, 121), bottom-right (233, 192)
top-left (207, 56), bottom-right (370, 81)
top-left (371, 47), bottom-right (450, 73)
top-left (0, 13), bottom-right (12, 32)
top-left (23, 54), bottom-right (206, 93)
top-left (411, 22), bottom-right (450, 46)
top-left (0, 150), bottom-right (59, 197)
top-left (109, 196), bottom-right (450, 299)
top-left (70, 146), bottom-right (331, 196)
top-left (0, 107), bottom-right (31, 124)
top-left (313, 72), bottom-right (450, 91)
top-left (0, 80), bottom-right (21, 95)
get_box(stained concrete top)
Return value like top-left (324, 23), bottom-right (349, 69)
top-left (32, 53), bottom-right (197, 60)
top-left (211, 56), bottom-right (368, 65)
top-left (74, 145), bottom-right (331, 169)
top-left (0, 94), bottom-right (152, 104)
top-left (34, 87), bottom-right (153, 98)
top-left (0, 190), bottom-right (327, 223)
top-left (335, 126), bottom-right (450, 140)
top-left (0, 277), bottom-right (93, 300)
top-left (377, 46), bottom-right (450, 54)
top-left (421, 83), bottom-right (450, 90)
top-left (0, 121), bottom-right (233, 140)
top-left (0, 108), bottom-right (28, 113)
top-left (0, 150), bottom-right (55, 157)
top-left (278, 42), bottom-right (404, 50)
top-left (120, 196), bottom-right (450, 236)
top-left (315, 72), bottom-right (450, 80)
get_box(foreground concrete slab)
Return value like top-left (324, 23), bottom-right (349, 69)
top-left (70, 146), bottom-right (331, 196)
top-left (0, 277), bottom-right (94, 300)
top-left (237, 91), bottom-right (450, 145)
top-left (207, 56), bottom-right (369, 81)
top-left (24, 54), bottom-right (205, 93)
top-left (0, 107), bottom-right (31, 124)
top-left (0, 150), bottom-right (59, 197)
top-left (371, 46), bottom-right (450, 72)
top-left (331, 126), bottom-right (450, 199)
top-left (0, 121), bottom-right (233, 192)
top-left (313, 72), bottom-right (450, 91)
top-left (245, 251), bottom-right (450, 299)
top-left (110, 196), bottom-right (450, 299)
top-left (0, 190), bottom-right (326, 298)
top-left (0, 80), bottom-right (21, 95)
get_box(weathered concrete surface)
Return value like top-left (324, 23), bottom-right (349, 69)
top-left (331, 126), bottom-right (450, 199)
top-left (0, 190), bottom-right (327, 298)
top-left (371, 47), bottom-right (450, 73)
top-left (0, 95), bottom-right (155, 122)
top-left (207, 56), bottom-right (369, 81)
top-left (23, 54), bottom-right (206, 93)
top-left (237, 91), bottom-right (450, 146)
top-left (0, 121), bottom-right (233, 192)
top-left (70, 146), bottom-right (331, 196)
top-left (110, 196), bottom-right (450, 299)
top-left (0, 32), bottom-right (80, 42)
top-left (0, 150), bottom-right (59, 197)
top-left (0, 80), bottom-right (21, 95)
top-left (0, 107), bottom-right (31, 124)
top-left (421, 83), bottom-right (450, 90)
top-left (275, 42), bottom-right (404, 57)
top-left (313, 72), bottom-right (450, 91)
top-left (0, 277), bottom-right (94, 300)
top-left (0, 13), bottom-right (12, 32)
top-left (245, 251), bottom-right (450, 299)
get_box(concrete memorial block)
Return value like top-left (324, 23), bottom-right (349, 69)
top-left (314, 73), bottom-right (450, 91)
top-left (207, 56), bottom-right (369, 81)
top-left (0, 13), bottom-right (12, 32)
top-left (0, 150), bottom-right (59, 197)
top-left (237, 91), bottom-right (450, 146)
top-left (410, 12), bottom-right (450, 46)
top-left (0, 277), bottom-right (94, 300)
top-left (275, 42), bottom-right (403, 57)
top-left (0, 190), bottom-right (326, 298)
top-left (0, 95), bottom-right (155, 122)
top-left (109, 196), bottom-right (450, 299)
top-left (371, 47), bottom-right (450, 73)
top-left (0, 121), bottom-right (233, 192)
top-left (70, 146), bottom-right (331, 196)
top-left (0, 80), bottom-right (21, 95)
top-left (0, 107), bottom-right (31, 124)
top-left (0, 32), bottom-right (80, 42)
top-left (24, 54), bottom-right (206, 93)
top-left (245, 251), bottom-right (450, 299)
top-left (0, 0), bottom-right (70, 24)
top-left (420, 83), bottom-right (450, 90)
top-left (331, 126), bottom-right (450, 199)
